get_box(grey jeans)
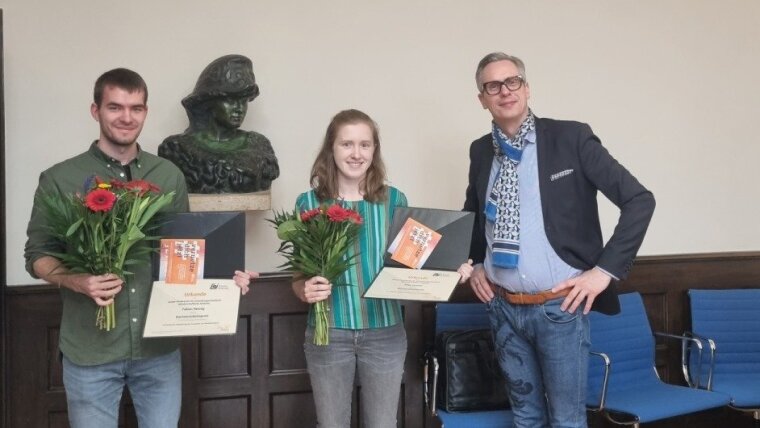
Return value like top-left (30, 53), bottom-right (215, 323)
top-left (304, 322), bottom-right (407, 428)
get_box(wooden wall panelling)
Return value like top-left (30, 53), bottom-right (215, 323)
top-left (1, 9), bottom-right (8, 427)
top-left (620, 253), bottom-right (760, 389)
top-left (5, 253), bottom-right (760, 428)
top-left (599, 253), bottom-right (760, 428)
top-left (181, 274), bottom-right (423, 428)
top-left (6, 288), bottom-right (68, 427)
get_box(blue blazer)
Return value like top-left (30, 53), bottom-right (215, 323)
top-left (464, 117), bottom-right (655, 314)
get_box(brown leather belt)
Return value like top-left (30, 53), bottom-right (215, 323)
top-left (490, 284), bottom-right (570, 305)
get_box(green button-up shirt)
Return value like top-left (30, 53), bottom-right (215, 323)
top-left (24, 142), bottom-right (189, 366)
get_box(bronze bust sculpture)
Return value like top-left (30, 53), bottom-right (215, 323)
top-left (158, 54), bottom-right (280, 193)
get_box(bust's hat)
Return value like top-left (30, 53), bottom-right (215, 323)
top-left (182, 54), bottom-right (259, 109)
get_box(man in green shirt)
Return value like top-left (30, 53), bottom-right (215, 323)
top-left (24, 68), bottom-right (189, 428)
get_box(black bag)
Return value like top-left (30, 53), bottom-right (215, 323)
top-left (435, 329), bottom-right (510, 412)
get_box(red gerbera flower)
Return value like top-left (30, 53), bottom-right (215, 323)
top-left (109, 179), bottom-right (126, 190)
top-left (124, 180), bottom-right (160, 196)
top-left (348, 211), bottom-right (363, 225)
top-left (326, 204), bottom-right (352, 222)
top-left (84, 188), bottom-right (117, 212)
top-left (300, 208), bottom-right (321, 222)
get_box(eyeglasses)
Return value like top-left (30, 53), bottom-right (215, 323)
top-left (481, 75), bottom-right (525, 95)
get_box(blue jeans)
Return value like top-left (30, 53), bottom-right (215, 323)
top-left (486, 296), bottom-right (590, 428)
top-left (304, 323), bottom-right (407, 428)
top-left (62, 349), bottom-right (182, 428)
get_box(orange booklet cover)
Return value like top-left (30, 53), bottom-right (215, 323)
top-left (159, 239), bottom-right (205, 285)
top-left (388, 218), bottom-right (441, 269)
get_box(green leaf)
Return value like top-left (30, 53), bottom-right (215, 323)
top-left (276, 220), bottom-right (301, 240)
top-left (126, 226), bottom-right (146, 242)
top-left (65, 218), bottom-right (84, 237)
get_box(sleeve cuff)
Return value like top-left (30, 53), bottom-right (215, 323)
top-left (595, 266), bottom-right (619, 281)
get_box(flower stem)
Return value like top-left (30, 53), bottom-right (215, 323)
top-left (108, 303), bottom-right (115, 331)
top-left (313, 300), bottom-right (330, 345)
top-left (96, 302), bottom-right (116, 331)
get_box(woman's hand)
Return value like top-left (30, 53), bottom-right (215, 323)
top-left (292, 276), bottom-right (332, 303)
top-left (457, 259), bottom-right (474, 284)
top-left (233, 270), bottom-right (259, 295)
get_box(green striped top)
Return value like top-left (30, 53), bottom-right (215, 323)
top-left (295, 187), bottom-right (407, 329)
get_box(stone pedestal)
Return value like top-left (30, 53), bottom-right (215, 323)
top-left (189, 191), bottom-right (271, 212)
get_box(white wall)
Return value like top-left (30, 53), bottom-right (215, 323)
top-left (4, 0), bottom-right (759, 285)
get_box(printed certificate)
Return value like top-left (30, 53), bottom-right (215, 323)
top-left (363, 207), bottom-right (474, 302)
top-left (363, 267), bottom-right (461, 301)
top-left (143, 279), bottom-right (240, 337)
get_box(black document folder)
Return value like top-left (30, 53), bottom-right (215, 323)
top-left (145, 211), bottom-right (244, 338)
top-left (152, 211), bottom-right (245, 280)
top-left (363, 207), bottom-right (474, 301)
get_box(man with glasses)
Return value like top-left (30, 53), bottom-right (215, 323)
top-left (463, 52), bottom-right (655, 427)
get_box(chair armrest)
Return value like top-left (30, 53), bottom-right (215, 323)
top-left (653, 332), bottom-right (706, 388)
top-left (588, 351), bottom-right (610, 411)
top-left (422, 352), bottom-right (439, 416)
top-left (684, 331), bottom-right (717, 390)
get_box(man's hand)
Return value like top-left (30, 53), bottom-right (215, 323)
top-left (34, 256), bottom-right (122, 306)
top-left (63, 273), bottom-right (124, 307)
top-left (292, 276), bottom-right (332, 304)
top-left (552, 267), bottom-right (612, 314)
top-left (468, 264), bottom-right (494, 303)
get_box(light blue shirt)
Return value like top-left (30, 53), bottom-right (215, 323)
top-left (484, 129), bottom-right (582, 293)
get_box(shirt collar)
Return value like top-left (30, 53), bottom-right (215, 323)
top-left (524, 128), bottom-right (537, 145)
top-left (88, 141), bottom-right (144, 169)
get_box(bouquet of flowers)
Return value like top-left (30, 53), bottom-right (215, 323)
top-left (271, 203), bottom-right (363, 345)
top-left (40, 175), bottom-right (175, 331)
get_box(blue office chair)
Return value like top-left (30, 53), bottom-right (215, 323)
top-left (587, 292), bottom-right (731, 427)
top-left (688, 289), bottom-right (760, 421)
top-left (424, 303), bottom-right (513, 428)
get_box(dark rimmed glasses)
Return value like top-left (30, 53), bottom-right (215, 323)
top-left (481, 75), bottom-right (524, 95)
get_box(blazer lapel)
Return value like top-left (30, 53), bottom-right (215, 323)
top-left (477, 142), bottom-right (494, 215)
top-left (535, 117), bottom-right (550, 200)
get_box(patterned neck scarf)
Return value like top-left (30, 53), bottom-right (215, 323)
top-left (484, 110), bottom-right (535, 269)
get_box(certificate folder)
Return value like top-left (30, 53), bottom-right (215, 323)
top-left (363, 207), bottom-right (474, 302)
top-left (144, 211), bottom-right (245, 338)
top-left (152, 211), bottom-right (245, 280)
